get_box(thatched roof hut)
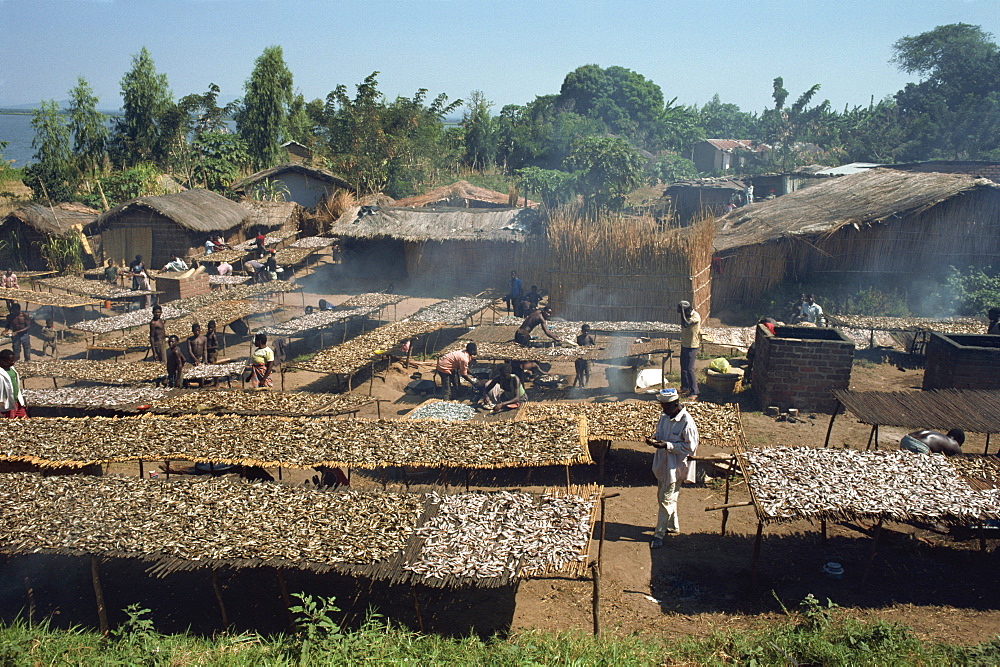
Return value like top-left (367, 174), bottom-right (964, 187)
top-left (0, 203), bottom-right (101, 270)
top-left (232, 164), bottom-right (354, 209)
top-left (711, 169), bottom-right (1000, 313)
top-left (91, 189), bottom-right (250, 268)
top-left (241, 200), bottom-right (303, 235)
top-left (329, 206), bottom-right (545, 291)
top-left (393, 180), bottom-right (536, 209)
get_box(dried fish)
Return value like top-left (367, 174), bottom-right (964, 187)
top-left (407, 401), bottom-right (477, 422)
top-left (0, 474), bottom-right (423, 566)
top-left (172, 280), bottom-right (299, 310)
top-left (19, 359), bottom-right (165, 385)
top-left (404, 488), bottom-right (598, 580)
top-left (411, 297), bottom-right (491, 325)
top-left (208, 275), bottom-right (251, 286)
top-left (149, 390), bottom-right (373, 416)
top-left (24, 386), bottom-right (171, 409)
top-left (73, 305), bottom-right (189, 335)
top-left (182, 361), bottom-right (246, 380)
top-left (826, 314), bottom-right (986, 334)
top-left (290, 321), bottom-right (441, 375)
top-left (273, 247), bottom-right (315, 265)
top-left (289, 236), bottom-right (336, 249)
top-left (742, 447), bottom-right (1000, 523)
top-left (494, 316), bottom-right (681, 336)
top-left (96, 300), bottom-right (275, 349)
top-left (37, 276), bottom-right (156, 300)
top-left (520, 400), bottom-right (740, 446)
top-left (444, 340), bottom-right (599, 362)
top-left (0, 288), bottom-right (101, 308)
top-left (0, 414), bottom-right (590, 469)
top-left (231, 230), bottom-right (298, 251)
top-left (341, 293), bottom-right (406, 309)
top-left (258, 306), bottom-right (378, 336)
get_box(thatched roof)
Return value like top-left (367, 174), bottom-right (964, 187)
top-left (1, 202), bottom-right (101, 237)
top-left (241, 200), bottom-right (302, 230)
top-left (158, 174), bottom-right (187, 194)
top-left (232, 163), bottom-right (354, 193)
top-left (714, 169), bottom-right (1000, 252)
top-left (394, 180), bottom-right (537, 208)
top-left (329, 206), bottom-right (543, 243)
top-left (93, 189), bottom-right (249, 234)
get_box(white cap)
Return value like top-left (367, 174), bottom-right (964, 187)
top-left (656, 388), bottom-right (680, 403)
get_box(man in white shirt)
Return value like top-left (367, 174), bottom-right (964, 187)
top-left (162, 254), bottom-right (189, 272)
top-left (645, 388), bottom-right (698, 548)
top-left (0, 349), bottom-right (27, 418)
top-left (800, 294), bottom-right (824, 325)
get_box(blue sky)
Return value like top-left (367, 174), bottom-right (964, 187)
top-left (1, 0), bottom-right (999, 114)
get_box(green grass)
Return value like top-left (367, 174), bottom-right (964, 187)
top-left (1, 595), bottom-right (997, 666)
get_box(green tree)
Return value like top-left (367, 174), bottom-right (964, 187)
top-left (698, 94), bottom-right (758, 139)
top-left (752, 77), bottom-right (831, 172)
top-left (564, 136), bottom-right (643, 214)
top-left (318, 72), bottom-right (460, 196)
top-left (556, 64), bottom-right (664, 145)
top-left (67, 76), bottom-right (108, 176)
top-left (80, 163), bottom-right (163, 209)
top-left (644, 154), bottom-right (698, 184)
top-left (191, 132), bottom-right (249, 191)
top-left (23, 101), bottom-right (78, 202)
top-left (237, 45), bottom-right (294, 171)
top-left (461, 91), bottom-right (498, 170)
top-left (836, 98), bottom-right (904, 162)
top-left (179, 83), bottom-right (235, 136)
top-left (286, 93), bottom-right (314, 145)
top-left (514, 166), bottom-right (577, 209)
top-left (891, 23), bottom-right (1000, 159)
top-left (648, 98), bottom-right (704, 153)
top-left (114, 47), bottom-right (173, 166)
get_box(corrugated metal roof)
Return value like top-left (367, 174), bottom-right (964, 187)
top-left (814, 162), bottom-right (883, 176)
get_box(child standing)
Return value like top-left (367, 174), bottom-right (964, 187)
top-left (166, 335), bottom-right (185, 387)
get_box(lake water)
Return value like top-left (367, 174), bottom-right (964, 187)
top-left (0, 113), bottom-right (236, 169)
top-left (0, 113), bottom-right (36, 167)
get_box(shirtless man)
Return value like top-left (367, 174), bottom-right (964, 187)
top-left (149, 305), bottom-right (166, 363)
top-left (514, 306), bottom-right (560, 346)
top-left (900, 429), bottom-right (964, 456)
top-left (186, 322), bottom-right (208, 365)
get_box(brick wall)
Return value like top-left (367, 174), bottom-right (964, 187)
top-left (155, 273), bottom-right (212, 303)
top-left (752, 324), bottom-right (855, 413)
top-left (923, 333), bottom-right (1000, 390)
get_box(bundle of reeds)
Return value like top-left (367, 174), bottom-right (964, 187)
top-left (545, 207), bottom-right (714, 322)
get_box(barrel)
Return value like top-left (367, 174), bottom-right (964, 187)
top-left (705, 368), bottom-right (744, 395)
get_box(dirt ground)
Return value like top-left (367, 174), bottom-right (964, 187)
top-left (9, 261), bottom-right (1000, 644)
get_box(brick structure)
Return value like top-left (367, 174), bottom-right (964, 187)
top-left (923, 333), bottom-right (1000, 390)
top-left (154, 273), bottom-right (211, 303)
top-left (752, 324), bottom-right (854, 413)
